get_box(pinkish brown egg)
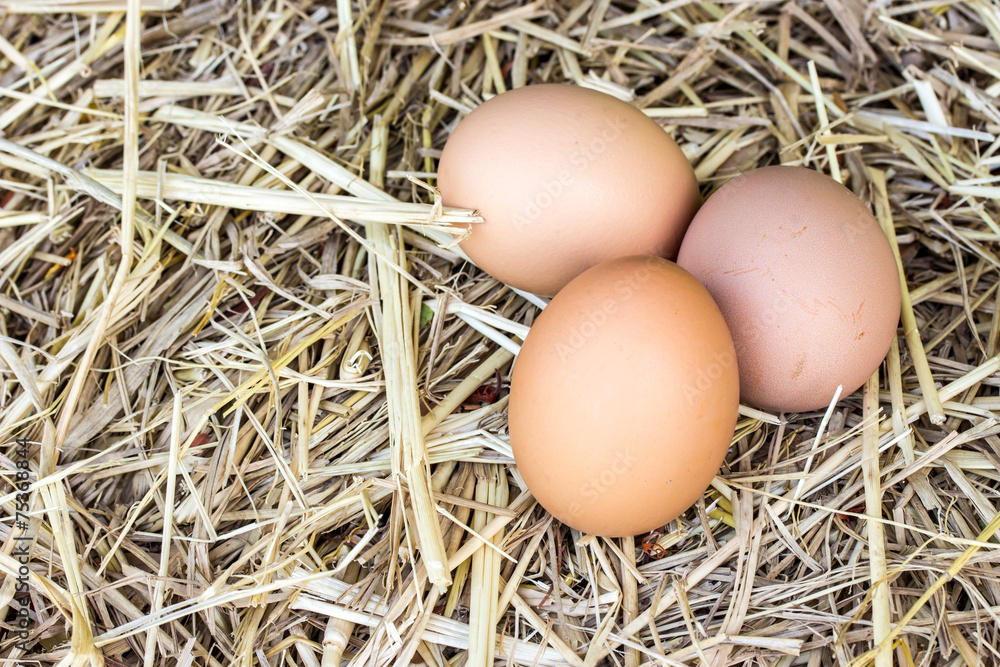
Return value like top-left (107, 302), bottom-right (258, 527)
top-left (677, 166), bottom-right (901, 413)
top-left (437, 84), bottom-right (700, 296)
top-left (508, 256), bottom-right (739, 537)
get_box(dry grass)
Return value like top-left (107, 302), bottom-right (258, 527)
top-left (1, 0), bottom-right (1000, 665)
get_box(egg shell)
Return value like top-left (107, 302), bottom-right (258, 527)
top-left (677, 166), bottom-right (902, 413)
top-left (437, 84), bottom-right (700, 296)
top-left (508, 255), bottom-right (740, 537)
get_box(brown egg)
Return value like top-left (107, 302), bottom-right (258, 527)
top-left (437, 84), bottom-right (699, 296)
top-left (508, 256), bottom-right (739, 537)
top-left (677, 166), bottom-right (901, 413)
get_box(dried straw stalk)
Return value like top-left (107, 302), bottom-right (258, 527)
top-left (1, 1), bottom-right (1000, 666)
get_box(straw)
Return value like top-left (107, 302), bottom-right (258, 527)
top-left (2, 2), bottom-right (1000, 665)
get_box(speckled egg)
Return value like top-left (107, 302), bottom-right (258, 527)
top-left (677, 166), bottom-right (901, 413)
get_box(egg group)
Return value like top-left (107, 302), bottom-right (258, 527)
top-left (438, 84), bottom-right (699, 296)
top-left (436, 84), bottom-right (902, 536)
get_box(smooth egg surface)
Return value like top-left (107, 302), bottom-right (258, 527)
top-left (508, 256), bottom-right (739, 537)
top-left (677, 166), bottom-right (901, 413)
top-left (438, 84), bottom-right (700, 296)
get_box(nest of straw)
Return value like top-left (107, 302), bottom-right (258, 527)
top-left (1, 0), bottom-right (1000, 665)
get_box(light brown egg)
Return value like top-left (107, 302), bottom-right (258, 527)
top-left (508, 256), bottom-right (739, 537)
top-left (677, 166), bottom-right (901, 413)
top-left (437, 84), bottom-right (699, 296)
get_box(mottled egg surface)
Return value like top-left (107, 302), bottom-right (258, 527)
top-left (677, 166), bottom-right (901, 413)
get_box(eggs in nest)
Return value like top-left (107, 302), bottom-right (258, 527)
top-left (437, 85), bottom-right (901, 536)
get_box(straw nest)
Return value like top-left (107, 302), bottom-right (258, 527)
top-left (1, 0), bottom-right (999, 665)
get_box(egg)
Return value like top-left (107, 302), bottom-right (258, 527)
top-left (508, 256), bottom-right (739, 537)
top-left (677, 166), bottom-right (901, 413)
top-left (437, 84), bottom-right (699, 296)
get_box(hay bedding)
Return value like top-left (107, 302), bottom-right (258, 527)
top-left (0, 0), bottom-right (999, 665)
